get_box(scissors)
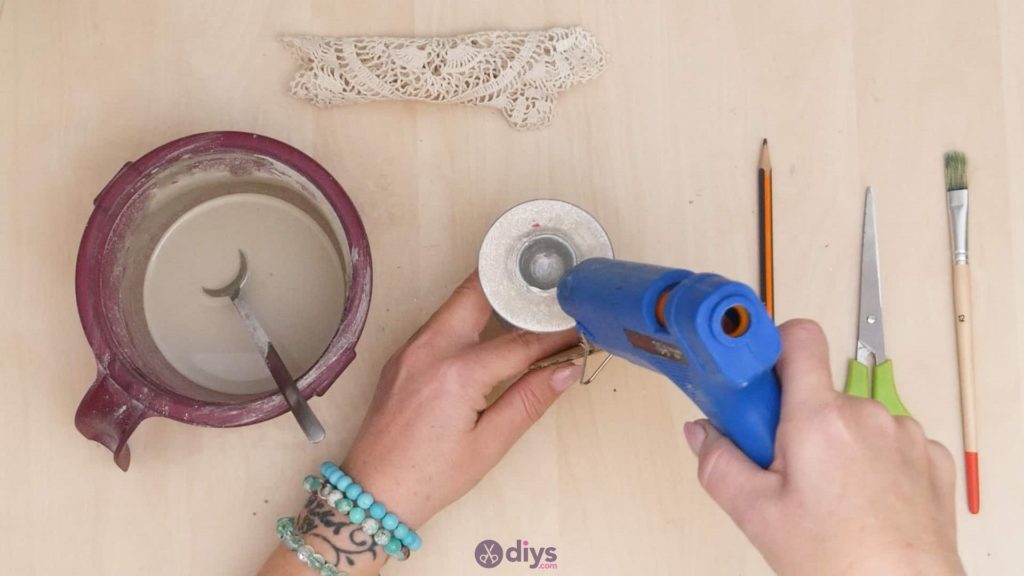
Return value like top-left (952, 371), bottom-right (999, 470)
top-left (844, 187), bottom-right (910, 416)
top-left (478, 542), bottom-right (500, 565)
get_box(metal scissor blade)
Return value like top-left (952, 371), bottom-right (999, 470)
top-left (856, 187), bottom-right (886, 364)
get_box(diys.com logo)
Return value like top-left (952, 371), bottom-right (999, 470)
top-left (475, 539), bottom-right (558, 570)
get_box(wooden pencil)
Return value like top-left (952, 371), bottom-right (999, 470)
top-left (759, 139), bottom-right (774, 317)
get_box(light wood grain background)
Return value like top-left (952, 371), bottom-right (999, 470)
top-left (2, 1), bottom-right (1023, 574)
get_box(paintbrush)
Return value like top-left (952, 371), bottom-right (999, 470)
top-left (944, 150), bottom-right (980, 514)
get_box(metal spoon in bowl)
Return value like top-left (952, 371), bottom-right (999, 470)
top-left (203, 250), bottom-right (325, 443)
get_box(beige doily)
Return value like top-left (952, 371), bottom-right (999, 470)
top-left (282, 27), bottom-right (607, 129)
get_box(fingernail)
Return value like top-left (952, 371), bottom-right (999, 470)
top-left (684, 421), bottom-right (707, 455)
top-left (550, 363), bottom-right (584, 392)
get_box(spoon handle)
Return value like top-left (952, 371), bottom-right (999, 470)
top-left (232, 295), bottom-right (325, 443)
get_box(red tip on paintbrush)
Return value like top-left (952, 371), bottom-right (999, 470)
top-left (965, 451), bottom-right (979, 514)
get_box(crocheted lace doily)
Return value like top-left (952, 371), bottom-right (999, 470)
top-left (282, 27), bottom-right (606, 129)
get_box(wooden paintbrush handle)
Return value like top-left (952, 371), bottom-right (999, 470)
top-left (952, 262), bottom-right (980, 513)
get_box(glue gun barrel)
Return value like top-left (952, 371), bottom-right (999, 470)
top-left (557, 258), bottom-right (781, 467)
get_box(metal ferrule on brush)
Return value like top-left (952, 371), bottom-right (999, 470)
top-left (947, 188), bottom-right (969, 264)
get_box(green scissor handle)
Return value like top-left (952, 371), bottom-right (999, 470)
top-left (844, 359), bottom-right (910, 416)
top-left (845, 359), bottom-right (871, 399)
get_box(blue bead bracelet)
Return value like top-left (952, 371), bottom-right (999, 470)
top-left (319, 462), bottom-right (423, 552)
top-left (303, 463), bottom-right (420, 558)
top-left (302, 475), bottom-right (410, 561)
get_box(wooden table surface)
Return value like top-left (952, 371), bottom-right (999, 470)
top-left (3, 1), bottom-right (1023, 574)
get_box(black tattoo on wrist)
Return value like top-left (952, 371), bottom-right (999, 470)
top-left (297, 492), bottom-right (380, 568)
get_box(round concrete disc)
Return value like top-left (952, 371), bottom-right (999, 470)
top-left (478, 199), bottom-right (613, 332)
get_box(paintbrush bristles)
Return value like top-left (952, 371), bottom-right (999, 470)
top-left (945, 150), bottom-right (968, 191)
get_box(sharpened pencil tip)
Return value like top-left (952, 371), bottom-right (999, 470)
top-left (762, 138), bottom-right (768, 146)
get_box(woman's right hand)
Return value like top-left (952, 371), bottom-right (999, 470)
top-left (684, 320), bottom-right (964, 576)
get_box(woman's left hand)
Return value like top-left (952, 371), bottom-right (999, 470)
top-left (340, 271), bottom-right (581, 529)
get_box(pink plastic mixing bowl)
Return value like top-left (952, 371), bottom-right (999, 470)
top-left (75, 132), bottom-right (372, 470)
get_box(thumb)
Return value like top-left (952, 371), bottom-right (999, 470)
top-left (684, 419), bottom-right (779, 529)
top-left (475, 363), bottom-right (583, 458)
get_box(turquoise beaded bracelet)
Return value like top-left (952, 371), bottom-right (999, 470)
top-left (276, 516), bottom-right (348, 576)
top-left (303, 476), bottom-right (409, 560)
top-left (317, 462), bottom-right (423, 553)
top-left (303, 468), bottom-right (415, 559)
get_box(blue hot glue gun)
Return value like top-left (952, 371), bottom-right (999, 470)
top-left (557, 258), bottom-right (782, 468)
top-left (478, 199), bottom-right (782, 467)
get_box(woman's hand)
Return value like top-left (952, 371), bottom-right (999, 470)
top-left (259, 272), bottom-right (579, 576)
top-left (340, 272), bottom-right (581, 529)
top-left (684, 320), bottom-right (964, 576)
